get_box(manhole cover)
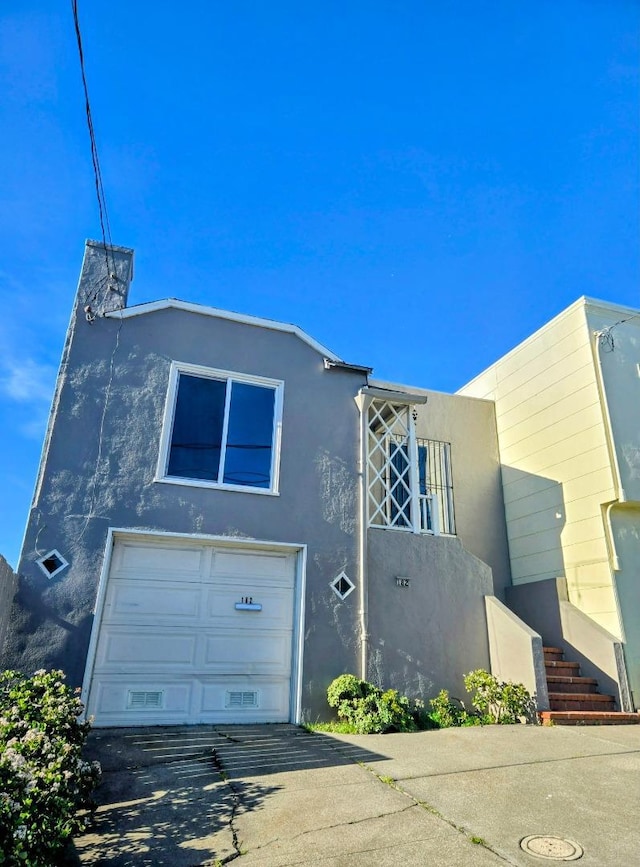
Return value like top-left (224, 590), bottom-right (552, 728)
top-left (520, 836), bottom-right (583, 861)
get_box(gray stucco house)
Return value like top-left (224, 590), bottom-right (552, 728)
top-left (0, 241), bottom-right (540, 725)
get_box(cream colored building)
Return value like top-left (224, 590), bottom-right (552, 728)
top-left (460, 297), bottom-right (640, 709)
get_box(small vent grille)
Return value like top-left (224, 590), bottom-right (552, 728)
top-left (226, 690), bottom-right (259, 709)
top-left (127, 690), bottom-right (163, 710)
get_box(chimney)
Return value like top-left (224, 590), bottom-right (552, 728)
top-left (76, 239), bottom-right (134, 318)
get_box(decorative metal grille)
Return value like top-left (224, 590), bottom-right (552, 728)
top-left (365, 397), bottom-right (455, 535)
top-left (226, 690), bottom-right (259, 708)
top-left (367, 400), bottom-right (414, 529)
top-left (417, 438), bottom-right (455, 535)
top-left (127, 690), bottom-right (163, 709)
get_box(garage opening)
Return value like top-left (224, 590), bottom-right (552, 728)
top-left (84, 534), bottom-right (303, 726)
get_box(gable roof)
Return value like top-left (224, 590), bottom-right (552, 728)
top-left (105, 298), bottom-right (342, 361)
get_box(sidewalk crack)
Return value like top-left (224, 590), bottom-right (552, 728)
top-left (211, 748), bottom-right (243, 864)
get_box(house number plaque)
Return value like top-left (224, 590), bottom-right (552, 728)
top-left (235, 597), bottom-right (262, 611)
top-left (395, 577), bottom-right (410, 588)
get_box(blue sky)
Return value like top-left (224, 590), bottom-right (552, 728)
top-left (0, 1), bottom-right (638, 567)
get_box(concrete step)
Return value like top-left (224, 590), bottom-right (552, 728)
top-left (546, 675), bottom-right (599, 694)
top-left (548, 693), bottom-right (616, 712)
top-left (540, 711), bottom-right (640, 726)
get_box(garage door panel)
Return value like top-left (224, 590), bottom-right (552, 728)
top-left (97, 629), bottom-right (198, 666)
top-left (106, 581), bottom-right (202, 620)
top-left (203, 631), bottom-right (292, 673)
top-left (92, 679), bottom-right (194, 720)
top-left (204, 585), bottom-right (294, 627)
top-left (90, 676), bottom-right (289, 725)
top-left (115, 542), bottom-right (205, 575)
top-left (212, 550), bottom-right (294, 581)
top-left (200, 679), bottom-right (289, 719)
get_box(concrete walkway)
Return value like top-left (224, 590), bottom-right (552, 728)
top-left (69, 723), bottom-right (640, 866)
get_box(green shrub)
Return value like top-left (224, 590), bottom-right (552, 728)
top-left (463, 669), bottom-right (533, 724)
top-left (326, 675), bottom-right (417, 734)
top-left (429, 672), bottom-right (533, 728)
top-left (0, 669), bottom-right (101, 866)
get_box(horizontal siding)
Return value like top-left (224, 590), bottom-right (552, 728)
top-left (491, 335), bottom-right (593, 415)
top-left (500, 418), bottom-right (605, 467)
top-left (510, 547), bottom-right (566, 582)
top-left (502, 445), bottom-right (612, 504)
top-left (482, 317), bottom-right (587, 400)
top-left (465, 303), bottom-right (620, 605)
top-left (561, 516), bottom-right (609, 549)
top-left (497, 369), bottom-right (599, 440)
top-left (497, 384), bottom-right (603, 452)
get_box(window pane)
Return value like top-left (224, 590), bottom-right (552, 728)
top-left (223, 382), bottom-right (275, 488)
top-left (389, 440), bottom-right (411, 527)
top-left (168, 374), bottom-right (226, 480)
top-left (418, 445), bottom-right (427, 495)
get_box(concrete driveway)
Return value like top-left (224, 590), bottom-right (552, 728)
top-left (69, 723), bottom-right (640, 866)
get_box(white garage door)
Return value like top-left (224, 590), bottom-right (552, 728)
top-left (85, 537), bottom-right (299, 726)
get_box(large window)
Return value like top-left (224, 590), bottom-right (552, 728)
top-left (158, 364), bottom-right (283, 493)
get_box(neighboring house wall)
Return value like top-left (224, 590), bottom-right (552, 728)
top-left (587, 301), bottom-right (640, 708)
top-left (0, 555), bottom-right (18, 660)
top-left (459, 299), bottom-right (621, 638)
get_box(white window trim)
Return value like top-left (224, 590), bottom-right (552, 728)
top-left (155, 361), bottom-right (284, 495)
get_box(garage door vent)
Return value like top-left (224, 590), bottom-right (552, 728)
top-left (226, 690), bottom-right (259, 709)
top-left (127, 690), bottom-right (164, 710)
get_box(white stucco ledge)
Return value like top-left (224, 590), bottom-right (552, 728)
top-left (485, 596), bottom-right (550, 712)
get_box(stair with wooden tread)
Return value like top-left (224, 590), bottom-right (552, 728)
top-left (539, 646), bottom-right (640, 726)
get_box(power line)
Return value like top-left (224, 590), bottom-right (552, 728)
top-left (70, 0), bottom-right (115, 281)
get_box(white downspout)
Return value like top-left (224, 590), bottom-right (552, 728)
top-left (591, 329), bottom-right (623, 572)
top-left (355, 394), bottom-right (369, 681)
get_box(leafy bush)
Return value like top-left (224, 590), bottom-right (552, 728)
top-left (0, 669), bottom-right (101, 866)
top-left (327, 675), bottom-right (417, 734)
top-left (429, 672), bottom-right (533, 728)
top-left (463, 669), bottom-right (534, 724)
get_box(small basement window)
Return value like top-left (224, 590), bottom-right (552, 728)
top-left (36, 549), bottom-right (69, 579)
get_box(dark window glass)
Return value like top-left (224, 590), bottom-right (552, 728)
top-left (389, 440), bottom-right (411, 527)
top-left (418, 445), bottom-right (427, 495)
top-left (167, 374), bottom-right (226, 480)
top-left (223, 382), bottom-right (275, 488)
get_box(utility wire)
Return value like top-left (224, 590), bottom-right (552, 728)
top-left (71, 0), bottom-right (115, 281)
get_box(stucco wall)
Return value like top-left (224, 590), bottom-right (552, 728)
top-left (459, 299), bottom-right (620, 636)
top-left (366, 528), bottom-right (493, 700)
top-left (587, 303), bottom-right (640, 503)
top-left (413, 389), bottom-right (511, 600)
top-left (610, 505), bottom-right (640, 709)
top-left (6, 251), bottom-right (365, 719)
